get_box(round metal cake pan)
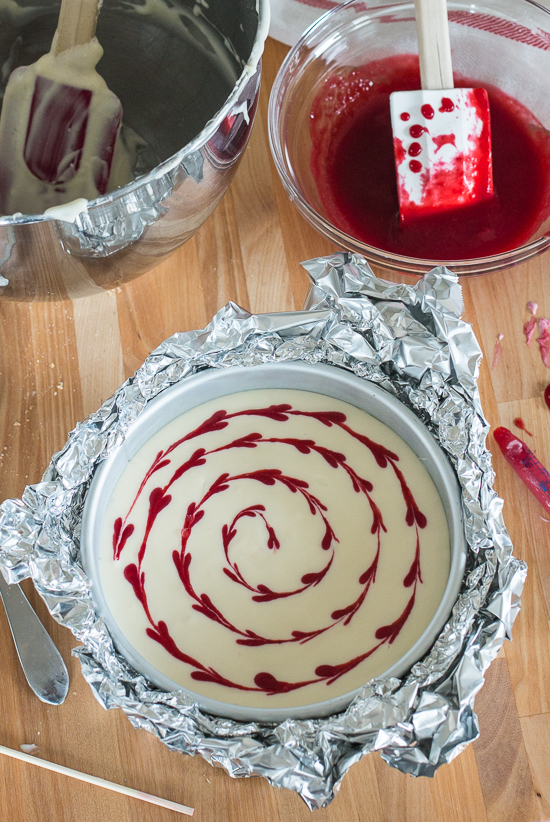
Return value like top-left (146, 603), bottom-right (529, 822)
top-left (80, 361), bottom-right (467, 722)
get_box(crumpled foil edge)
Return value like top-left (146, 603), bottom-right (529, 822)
top-left (0, 253), bottom-right (526, 810)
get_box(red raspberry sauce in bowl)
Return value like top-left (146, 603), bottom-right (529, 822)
top-left (310, 56), bottom-right (550, 261)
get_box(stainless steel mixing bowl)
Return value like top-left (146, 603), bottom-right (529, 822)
top-left (0, 0), bottom-right (268, 300)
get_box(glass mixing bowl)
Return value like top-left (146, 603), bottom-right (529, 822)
top-left (268, 0), bottom-right (550, 276)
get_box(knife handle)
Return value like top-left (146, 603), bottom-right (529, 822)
top-left (0, 573), bottom-right (69, 705)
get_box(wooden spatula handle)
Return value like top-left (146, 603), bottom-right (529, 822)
top-left (414, 0), bottom-right (454, 90)
top-left (55, 0), bottom-right (102, 55)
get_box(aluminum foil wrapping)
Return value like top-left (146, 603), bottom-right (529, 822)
top-left (0, 253), bottom-right (526, 810)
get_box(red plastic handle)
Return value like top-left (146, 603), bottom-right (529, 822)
top-left (493, 426), bottom-right (550, 515)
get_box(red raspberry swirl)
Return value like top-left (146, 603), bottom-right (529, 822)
top-left (111, 402), bottom-right (429, 697)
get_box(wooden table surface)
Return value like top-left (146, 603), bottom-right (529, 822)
top-left (1, 36), bottom-right (550, 822)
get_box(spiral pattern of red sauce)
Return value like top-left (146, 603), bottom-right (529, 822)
top-left (106, 396), bottom-right (437, 701)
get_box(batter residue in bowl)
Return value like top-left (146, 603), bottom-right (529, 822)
top-left (310, 55), bottom-right (550, 260)
top-left (98, 389), bottom-right (450, 711)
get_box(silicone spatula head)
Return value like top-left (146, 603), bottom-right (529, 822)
top-left (390, 0), bottom-right (493, 224)
top-left (390, 87), bottom-right (493, 221)
top-left (0, 0), bottom-right (122, 215)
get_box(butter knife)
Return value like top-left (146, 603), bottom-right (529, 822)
top-left (0, 573), bottom-right (69, 704)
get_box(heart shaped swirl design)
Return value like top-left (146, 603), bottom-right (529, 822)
top-left (111, 401), bottom-right (429, 697)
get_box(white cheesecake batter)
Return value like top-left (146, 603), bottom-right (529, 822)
top-left (98, 388), bottom-right (451, 711)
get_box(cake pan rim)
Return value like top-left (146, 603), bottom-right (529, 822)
top-left (80, 360), bottom-right (467, 722)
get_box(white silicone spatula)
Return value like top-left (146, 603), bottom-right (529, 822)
top-left (390, 0), bottom-right (494, 223)
top-left (0, 0), bottom-right (122, 215)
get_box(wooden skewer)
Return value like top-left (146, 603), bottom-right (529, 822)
top-left (0, 744), bottom-right (194, 816)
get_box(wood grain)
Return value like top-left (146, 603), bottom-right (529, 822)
top-left (521, 713), bottom-right (550, 820)
top-left (473, 658), bottom-right (541, 822)
top-left (1, 34), bottom-right (550, 822)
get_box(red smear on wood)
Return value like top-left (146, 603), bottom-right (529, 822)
top-left (513, 417), bottom-right (533, 436)
top-left (492, 333), bottom-right (504, 368)
top-left (523, 302), bottom-right (538, 346)
top-left (537, 318), bottom-right (550, 367)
